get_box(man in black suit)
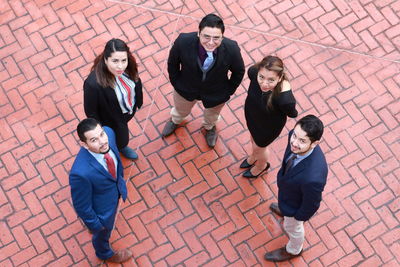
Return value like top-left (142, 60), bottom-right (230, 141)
top-left (265, 115), bottom-right (328, 262)
top-left (162, 13), bottom-right (245, 147)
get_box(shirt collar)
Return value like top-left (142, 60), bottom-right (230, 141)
top-left (295, 148), bottom-right (314, 160)
top-left (198, 42), bottom-right (217, 56)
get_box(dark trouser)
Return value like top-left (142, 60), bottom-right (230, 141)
top-left (111, 112), bottom-right (135, 149)
top-left (92, 227), bottom-right (114, 260)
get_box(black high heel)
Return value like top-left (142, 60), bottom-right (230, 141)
top-left (242, 162), bottom-right (271, 178)
top-left (240, 158), bottom-right (256, 168)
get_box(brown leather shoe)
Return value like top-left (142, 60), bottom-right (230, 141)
top-left (270, 202), bottom-right (283, 217)
top-left (205, 126), bottom-right (217, 147)
top-left (107, 249), bottom-right (132, 263)
top-left (264, 247), bottom-right (302, 262)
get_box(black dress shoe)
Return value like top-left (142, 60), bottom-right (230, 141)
top-left (205, 126), bottom-right (217, 147)
top-left (242, 162), bottom-right (270, 178)
top-left (239, 158), bottom-right (255, 168)
top-left (264, 247), bottom-right (302, 262)
top-left (270, 202), bottom-right (283, 217)
top-left (162, 120), bottom-right (178, 137)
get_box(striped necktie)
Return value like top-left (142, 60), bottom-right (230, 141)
top-left (118, 76), bottom-right (132, 107)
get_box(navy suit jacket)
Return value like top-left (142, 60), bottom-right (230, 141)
top-left (277, 130), bottom-right (328, 221)
top-left (69, 127), bottom-right (127, 232)
top-left (167, 32), bottom-right (245, 108)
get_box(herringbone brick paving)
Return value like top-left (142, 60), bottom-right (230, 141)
top-left (0, 0), bottom-right (399, 266)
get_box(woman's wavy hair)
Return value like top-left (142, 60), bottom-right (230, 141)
top-left (91, 38), bottom-right (138, 88)
top-left (255, 56), bottom-right (287, 109)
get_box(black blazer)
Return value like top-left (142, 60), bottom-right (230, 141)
top-left (277, 130), bottom-right (328, 221)
top-left (167, 32), bottom-right (245, 108)
top-left (83, 71), bottom-right (143, 128)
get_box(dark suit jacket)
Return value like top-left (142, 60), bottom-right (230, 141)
top-left (69, 127), bottom-right (127, 232)
top-left (167, 32), bottom-right (245, 108)
top-left (83, 71), bottom-right (143, 128)
top-left (277, 130), bottom-right (328, 221)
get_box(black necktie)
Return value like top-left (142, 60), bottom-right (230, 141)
top-left (284, 154), bottom-right (296, 175)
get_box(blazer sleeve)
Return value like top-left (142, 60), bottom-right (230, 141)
top-left (278, 93), bottom-right (298, 118)
top-left (228, 41), bottom-right (245, 95)
top-left (83, 75), bottom-right (100, 121)
top-left (167, 35), bottom-right (182, 88)
top-left (70, 172), bottom-right (104, 232)
top-left (134, 77), bottom-right (143, 109)
top-left (294, 181), bottom-right (325, 221)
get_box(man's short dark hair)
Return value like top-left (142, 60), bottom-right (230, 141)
top-left (77, 118), bottom-right (101, 142)
top-left (199, 13), bottom-right (225, 34)
top-left (295, 115), bottom-right (324, 142)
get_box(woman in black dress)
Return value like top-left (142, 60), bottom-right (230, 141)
top-left (241, 56), bottom-right (297, 178)
top-left (84, 39), bottom-right (143, 159)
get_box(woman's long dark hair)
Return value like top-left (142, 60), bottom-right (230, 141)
top-left (91, 38), bottom-right (138, 88)
top-left (255, 56), bottom-right (287, 109)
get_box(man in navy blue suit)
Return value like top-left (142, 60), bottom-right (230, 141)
top-left (265, 115), bottom-right (328, 262)
top-left (69, 118), bottom-right (131, 263)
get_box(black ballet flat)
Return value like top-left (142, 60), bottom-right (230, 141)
top-left (242, 162), bottom-right (271, 178)
top-left (240, 158), bottom-right (256, 168)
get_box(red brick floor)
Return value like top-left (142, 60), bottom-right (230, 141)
top-left (1, 0), bottom-right (399, 266)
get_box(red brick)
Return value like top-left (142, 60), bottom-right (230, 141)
top-left (358, 255), bottom-right (383, 267)
top-left (41, 217), bottom-right (67, 236)
top-left (23, 191), bottom-right (43, 215)
top-left (149, 243), bottom-right (174, 262)
top-left (184, 181), bottom-right (209, 200)
top-left (10, 246), bottom-right (36, 266)
top-left (371, 238), bottom-right (394, 263)
top-left (200, 233), bottom-right (221, 258)
top-left (18, 176), bottom-right (44, 195)
top-left (194, 217), bottom-right (219, 237)
top-left (360, 201), bottom-right (380, 225)
top-left (0, 220), bottom-right (14, 245)
top-left (47, 233), bottom-right (67, 257)
top-left (27, 250), bottom-right (54, 267)
top-left (121, 200), bottom-right (147, 220)
top-left (183, 251), bottom-right (210, 267)
top-left (139, 184), bottom-right (159, 208)
top-left (29, 229), bottom-right (48, 253)
top-left (370, 189), bottom-right (395, 208)
top-left (1, 152), bottom-right (19, 175)
top-left (174, 193), bottom-right (194, 216)
top-left (202, 254), bottom-right (228, 267)
top-left (336, 251), bottom-right (364, 267)
top-left (165, 247), bottom-right (191, 266)
top-left (182, 230), bottom-right (204, 253)
top-left (64, 237), bottom-right (85, 262)
top-left (164, 226), bottom-right (185, 249)
top-left (139, 204), bottom-right (166, 225)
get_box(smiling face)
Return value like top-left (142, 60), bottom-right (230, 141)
top-left (81, 124), bottom-right (110, 154)
top-left (199, 26), bottom-right (223, 52)
top-left (257, 67), bottom-right (282, 92)
top-left (104, 51), bottom-right (128, 77)
top-left (290, 125), bottom-right (319, 156)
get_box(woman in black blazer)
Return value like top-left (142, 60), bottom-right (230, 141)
top-left (83, 38), bottom-right (143, 159)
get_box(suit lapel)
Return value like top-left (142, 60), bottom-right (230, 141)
top-left (83, 149), bottom-right (117, 182)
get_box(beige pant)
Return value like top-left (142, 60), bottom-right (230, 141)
top-left (283, 216), bottom-right (304, 255)
top-left (171, 90), bottom-right (225, 130)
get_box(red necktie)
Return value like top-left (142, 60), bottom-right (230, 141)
top-left (118, 77), bottom-right (132, 107)
top-left (104, 152), bottom-right (116, 178)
